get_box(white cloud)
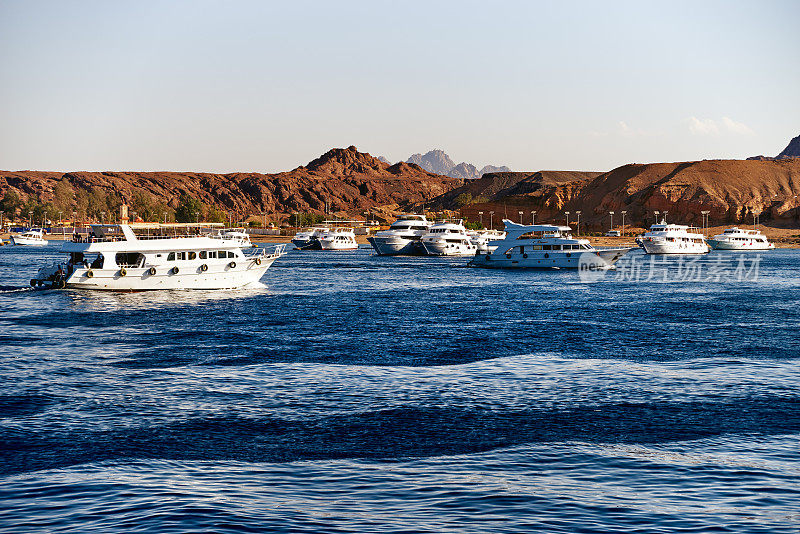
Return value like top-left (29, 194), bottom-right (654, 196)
top-left (687, 116), bottom-right (719, 135)
top-left (721, 116), bottom-right (754, 135)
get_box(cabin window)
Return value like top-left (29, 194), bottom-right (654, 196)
top-left (188, 251), bottom-right (197, 260)
top-left (552, 245), bottom-right (561, 250)
top-left (532, 245), bottom-right (542, 250)
top-left (581, 244), bottom-right (591, 249)
top-left (177, 252), bottom-right (186, 261)
top-left (542, 245), bottom-right (552, 250)
top-left (218, 251), bottom-right (228, 258)
top-left (199, 251), bottom-right (207, 259)
top-left (208, 251), bottom-right (217, 259)
top-left (90, 254), bottom-right (104, 269)
top-left (116, 252), bottom-right (144, 268)
top-left (167, 252), bottom-right (175, 261)
top-left (411, 226), bottom-right (427, 231)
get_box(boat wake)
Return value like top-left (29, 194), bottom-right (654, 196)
top-left (0, 285), bottom-right (34, 293)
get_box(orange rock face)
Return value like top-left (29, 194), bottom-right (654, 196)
top-left (0, 146), bottom-right (461, 220)
top-left (442, 160), bottom-right (800, 227)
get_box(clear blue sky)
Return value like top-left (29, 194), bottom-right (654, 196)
top-left (1, 0), bottom-right (798, 173)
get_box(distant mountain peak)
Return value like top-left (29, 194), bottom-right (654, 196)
top-left (748, 133), bottom-right (800, 161)
top-left (777, 134), bottom-right (800, 159)
top-left (405, 149), bottom-right (510, 179)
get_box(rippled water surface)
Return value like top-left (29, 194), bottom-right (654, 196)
top-left (1, 243), bottom-right (799, 533)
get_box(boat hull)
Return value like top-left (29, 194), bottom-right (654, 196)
top-left (292, 238), bottom-right (322, 250)
top-left (420, 240), bottom-right (477, 256)
top-left (707, 238), bottom-right (774, 251)
top-left (367, 236), bottom-right (420, 255)
top-left (60, 256), bottom-right (278, 291)
top-left (11, 236), bottom-right (48, 246)
top-left (469, 248), bottom-right (633, 269)
top-left (640, 241), bottom-right (709, 255)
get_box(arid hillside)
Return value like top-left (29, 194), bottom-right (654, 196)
top-left (0, 146), bottom-right (461, 222)
top-left (437, 159), bottom-right (800, 228)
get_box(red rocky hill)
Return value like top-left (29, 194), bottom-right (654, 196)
top-left (436, 159), bottom-right (800, 228)
top-left (0, 146), bottom-right (461, 222)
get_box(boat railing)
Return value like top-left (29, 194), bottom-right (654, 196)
top-left (243, 244), bottom-right (286, 258)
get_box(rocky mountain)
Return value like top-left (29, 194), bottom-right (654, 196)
top-left (0, 146), bottom-right (461, 223)
top-left (777, 134), bottom-right (800, 159)
top-left (405, 149), bottom-right (510, 180)
top-left (748, 133), bottom-right (800, 160)
top-left (435, 159), bottom-right (800, 228)
top-left (407, 150), bottom-right (456, 175)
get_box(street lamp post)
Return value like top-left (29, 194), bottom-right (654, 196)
top-left (518, 211), bottom-right (523, 223)
top-left (620, 211), bottom-right (627, 236)
top-left (575, 211), bottom-right (581, 236)
top-left (609, 211), bottom-right (615, 232)
top-left (478, 211), bottom-right (483, 227)
top-left (662, 210), bottom-right (668, 223)
top-left (700, 210), bottom-right (710, 235)
top-left (489, 211), bottom-right (495, 230)
top-left (654, 210), bottom-right (660, 224)
top-left (530, 211), bottom-right (536, 225)
top-left (565, 211), bottom-right (570, 227)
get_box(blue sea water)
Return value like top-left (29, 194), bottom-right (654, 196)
top-left (1, 242), bottom-right (799, 533)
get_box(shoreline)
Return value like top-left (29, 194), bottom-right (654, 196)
top-left (3, 229), bottom-right (800, 249)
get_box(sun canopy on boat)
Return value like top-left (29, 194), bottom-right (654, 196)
top-left (500, 219), bottom-right (572, 240)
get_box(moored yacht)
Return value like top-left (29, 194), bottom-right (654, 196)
top-left (707, 227), bottom-right (774, 250)
top-left (468, 229), bottom-right (507, 252)
top-left (367, 214), bottom-right (431, 255)
top-left (469, 219), bottom-right (633, 269)
top-left (31, 224), bottom-right (285, 291)
top-left (638, 220), bottom-right (709, 254)
top-left (10, 228), bottom-right (48, 246)
top-left (420, 220), bottom-right (478, 256)
top-left (291, 226), bottom-right (329, 250)
top-left (319, 227), bottom-right (358, 250)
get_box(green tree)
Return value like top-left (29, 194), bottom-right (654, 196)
top-left (175, 194), bottom-right (204, 222)
top-left (205, 206), bottom-right (227, 224)
top-left (0, 190), bottom-right (22, 218)
top-left (52, 180), bottom-right (75, 212)
top-left (454, 192), bottom-right (473, 208)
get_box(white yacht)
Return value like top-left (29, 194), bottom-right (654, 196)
top-left (11, 228), bottom-right (48, 246)
top-left (367, 214), bottom-right (431, 255)
top-left (319, 227), bottom-right (358, 250)
top-left (638, 220), bottom-right (709, 255)
top-left (291, 226), bottom-right (329, 250)
top-left (30, 224), bottom-right (285, 291)
top-left (469, 219), bottom-right (633, 269)
top-left (420, 220), bottom-right (478, 256)
top-left (707, 227), bottom-right (774, 250)
top-left (468, 229), bottom-right (507, 252)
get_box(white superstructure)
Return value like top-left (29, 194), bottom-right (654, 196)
top-left (31, 224), bottom-right (285, 291)
top-left (10, 228), bottom-right (48, 246)
top-left (638, 220), bottom-right (709, 255)
top-left (291, 226), bottom-right (330, 250)
top-left (707, 227), bottom-right (774, 250)
top-left (469, 219), bottom-right (633, 269)
top-left (467, 229), bottom-right (507, 252)
top-left (367, 214), bottom-right (431, 255)
top-left (319, 227), bottom-right (358, 250)
top-left (420, 220), bottom-right (478, 256)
